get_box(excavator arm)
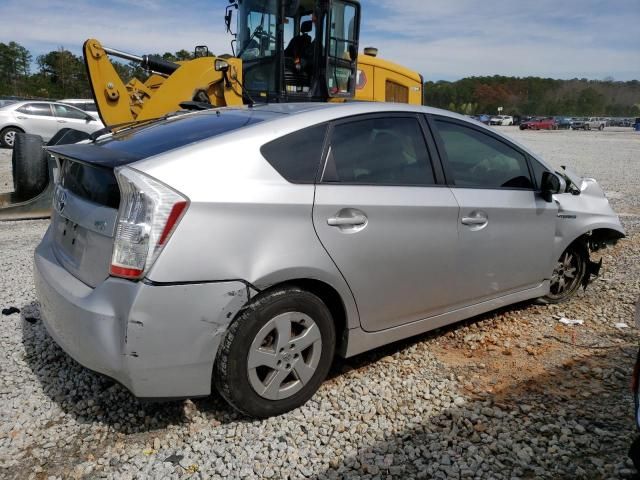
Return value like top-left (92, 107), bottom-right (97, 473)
top-left (83, 39), bottom-right (244, 127)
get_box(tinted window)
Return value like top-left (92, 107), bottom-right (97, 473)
top-left (435, 120), bottom-right (533, 189)
top-left (18, 103), bottom-right (53, 117)
top-left (529, 158), bottom-right (549, 190)
top-left (324, 116), bottom-right (435, 186)
top-left (96, 110), bottom-right (269, 158)
top-left (54, 104), bottom-right (88, 120)
top-left (61, 159), bottom-right (119, 208)
top-left (261, 124), bottom-right (327, 184)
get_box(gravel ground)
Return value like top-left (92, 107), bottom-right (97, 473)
top-left (1, 127), bottom-right (639, 479)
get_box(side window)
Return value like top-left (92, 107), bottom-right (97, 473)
top-left (434, 120), bottom-right (533, 189)
top-left (260, 124), bottom-right (327, 184)
top-left (18, 103), bottom-right (53, 117)
top-left (53, 104), bottom-right (88, 120)
top-left (325, 116), bottom-right (435, 186)
top-left (529, 158), bottom-right (550, 190)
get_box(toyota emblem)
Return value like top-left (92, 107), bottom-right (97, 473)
top-left (55, 187), bottom-right (67, 214)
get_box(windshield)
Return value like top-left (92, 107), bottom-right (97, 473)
top-left (237, 0), bottom-right (279, 61)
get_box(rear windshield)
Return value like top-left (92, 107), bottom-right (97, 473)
top-left (96, 110), bottom-right (270, 159)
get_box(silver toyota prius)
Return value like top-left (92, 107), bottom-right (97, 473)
top-left (34, 102), bottom-right (624, 418)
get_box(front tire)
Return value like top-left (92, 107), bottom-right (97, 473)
top-left (214, 287), bottom-right (336, 418)
top-left (543, 244), bottom-right (588, 303)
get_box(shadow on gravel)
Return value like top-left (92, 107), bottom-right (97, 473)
top-left (20, 301), bottom-right (243, 435)
top-left (19, 296), bottom-right (539, 430)
top-left (19, 297), bottom-right (536, 437)
top-left (318, 336), bottom-right (639, 479)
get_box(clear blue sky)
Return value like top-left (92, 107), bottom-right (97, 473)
top-left (1, 0), bottom-right (638, 81)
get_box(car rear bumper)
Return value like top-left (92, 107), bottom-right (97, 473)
top-left (34, 227), bottom-right (254, 398)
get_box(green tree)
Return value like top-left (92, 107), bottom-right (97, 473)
top-left (0, 41), bottom-right (32, 95)
top-left (36, 47), bottom-right (90, 98)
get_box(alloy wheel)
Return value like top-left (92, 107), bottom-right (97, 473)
top-left (4, 130), bottom-right (16, 147)
top-left (548, 250), bottom-right (581, 299)
top-left (247, 311), bottom-right (322, 401)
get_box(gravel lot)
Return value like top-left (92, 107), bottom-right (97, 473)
top-left (1, 127), bottom-right (639, 479)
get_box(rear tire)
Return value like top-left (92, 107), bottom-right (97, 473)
top-left (11, 132), bottom-right (48, 197)
top-left (543, 244), bottom-right (588, 303)
top-left (214, 287), bottom-right (336, 418)
top-left (1, 127), bottom-right (22, 148)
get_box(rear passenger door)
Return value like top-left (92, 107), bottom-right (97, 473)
top-left (313, 114), bottom-right (460, 332)
top-left (430, 116), bottom-right (557, 305)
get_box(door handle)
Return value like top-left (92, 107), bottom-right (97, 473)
top-left (461, 216), bottom-right (488, 226)
top-left (57, 120), bottom-right (67, 123)
top-left (327, 215), bottom-right (367, 227)
top-left (17, 116), bottom-right (27, 119)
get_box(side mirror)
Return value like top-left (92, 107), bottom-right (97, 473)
top-left (85, 115), bottom-right (94, 122)
top-left (541, 171), bottom-right (562, 203)
top-left (194, 45), bottom-right (209, 58)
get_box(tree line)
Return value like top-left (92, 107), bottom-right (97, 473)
top-left (0, 41), bottom-right (193, 99)
top-left (2, 41), bottom-right (639, 117)
top-left (424, 75), bottom-right (640, 117)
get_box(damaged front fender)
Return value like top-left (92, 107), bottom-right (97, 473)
top-left (552, 173), bottom-right (625, 280)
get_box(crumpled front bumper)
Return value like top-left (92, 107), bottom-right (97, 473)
top-left (34, 227), bottom-right (255, 398)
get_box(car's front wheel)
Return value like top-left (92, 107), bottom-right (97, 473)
top-left (214, 287), bottom-right (336, 418)
top-left (543, 244), bottom-right (588, 303)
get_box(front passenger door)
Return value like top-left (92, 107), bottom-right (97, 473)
top-left (52, 104), bottom-right (96, 134)
top-left (15, 103), bottom-right (58, 140)
top-left (313, 115), bottom-right (460, 332)
top-left (431, 117), bottom-right (557, 305)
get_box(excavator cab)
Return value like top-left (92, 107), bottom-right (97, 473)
top-left (232, 0), bottom-right (360, 102)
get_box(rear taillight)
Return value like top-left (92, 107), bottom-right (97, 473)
top-left (110, 167), bottom-right (188, 280)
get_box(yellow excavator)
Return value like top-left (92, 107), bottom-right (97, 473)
top-left (86, 0), bottom-right (422, 125)
top-left (1, 0), bottom-right (423, 220)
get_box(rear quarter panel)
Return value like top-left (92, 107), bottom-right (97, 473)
top-left (132, 134), bottom-right (361, 330)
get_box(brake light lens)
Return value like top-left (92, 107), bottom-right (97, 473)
top-left (110, 167), bottom-right (189, 280)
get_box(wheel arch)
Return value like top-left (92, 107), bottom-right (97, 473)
top-left (251, 277), bottom-right (353, 357)
top-left (554, 226), bottom-right (625, 272)
top-left (0, 124), bottom-right (25, 137)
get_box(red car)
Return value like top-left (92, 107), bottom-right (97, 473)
top-left (519, 117), bottom-right (558, 130)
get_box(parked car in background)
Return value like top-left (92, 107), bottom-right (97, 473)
top-left (585, 117), bottom-right (606, 131)
top-left (35, 102), bottom-right (624, 418)
top-left (59, 99), bottom-right (99, 119)
top-left (570, 118), bottom-right (588, 130)
top-left (476, 114), bottom-right (491, 124)
top-left (555, 117), bottom-right (573, 130)
top-left (519, 117), bottom-right (558, 130)
top-left (0, 101), bottom-right (104, 148)
top-left (489, 115), bottom-right (514, 126)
